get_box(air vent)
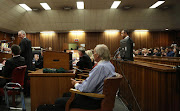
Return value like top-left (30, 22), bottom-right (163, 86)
top-left (123, 6), bottom-right (132, 9)
top-left (63, 6), bottom-right (72, 10)
top-left (32, 8), bottom-right (41, 11)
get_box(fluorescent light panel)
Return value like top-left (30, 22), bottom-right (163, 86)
top-left (19, 4), bottom-right (32, 11)
top-left (104, 30), bottom-right (119, 32)
top-left (111, 1), bottom-right (121, 9)
top-left (134, 30), bottom-right (149, 32)
top-left (40, 31), bottom-right (55, 34)
top-left (40, 3), bottom-right (51, 10)
top-left (77, 1), bottom-right (84, 9)
top-left (149, 1), bottom-right (165, 8)
top-left (70, 31), bottom-right (84, 33)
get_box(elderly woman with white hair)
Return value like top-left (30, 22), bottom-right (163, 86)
top-left (53, 44), bottom-right (116, 111)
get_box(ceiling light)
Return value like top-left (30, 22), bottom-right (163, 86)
top-left (111, 1), bottom-right (121, 9)
top-left (40, 3), bottom-right (51, 10)
top-left (165, 28), bottom-right (169, 30)
top-left (134, 30), bottom-right (149, 32)
top-left (70, 31), bottom-right (84, 33)
top-left (19, 4), bottom-right (32, 11)
top-left (77, 1), bottom-right (84, 9)
top-left (149, 1), bottom-right (165, 8)
top-left (40, 31), bottom-right (55, 34)
top-left (104, 30), bottom-right (119, 32)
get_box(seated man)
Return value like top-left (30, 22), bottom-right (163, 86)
top-left (167, 47), bottom-right (175, 57)
top-left (0, 44), bottom-right (25, 87)
top-left (54, 44), bottom-right (116, 111)
top-left (76, 47), bottom-right (92, 70)
top-left (32, 53), bottom-right (43, 69)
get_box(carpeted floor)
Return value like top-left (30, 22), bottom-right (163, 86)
top-left (0, 95), bottom-right (129, 111)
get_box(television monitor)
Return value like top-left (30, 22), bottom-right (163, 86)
top-left (120, 37), bottom-right (134, 61)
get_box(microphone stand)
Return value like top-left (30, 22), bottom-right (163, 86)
top-left (114, 50), bottom-right (141, 111)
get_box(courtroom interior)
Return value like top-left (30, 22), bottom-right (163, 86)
top-left (0, 0), bottom-right (180, 111)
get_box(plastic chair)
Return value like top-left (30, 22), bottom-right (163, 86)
top-left (3, 65), bottom-right (27, 111)
top-left (65, 75), bottom-right (122, 111)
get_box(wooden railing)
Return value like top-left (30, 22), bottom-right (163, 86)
top-left (112, 59), bottom-right (180, 111)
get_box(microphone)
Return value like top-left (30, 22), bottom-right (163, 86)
top-left (114, 47), bottom-right (121, 54)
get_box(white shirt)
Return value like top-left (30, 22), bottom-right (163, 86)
top-left (75, 60), bottom-right (116, 94)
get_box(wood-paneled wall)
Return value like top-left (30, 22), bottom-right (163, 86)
top-left (14, 33), bottom-right (40, 47)
top-left (131, 31), bottom-right (177, 49)
top-left (0, 31), bottom-right (13, 43)
top-left (1, 31), bottom-right (179, 55)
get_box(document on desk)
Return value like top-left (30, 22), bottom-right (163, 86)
top-left (0, 63), bottom-right (4, 70)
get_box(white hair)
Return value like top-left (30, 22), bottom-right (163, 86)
top-left (18, 30), bottom-right (26, 37)
top-left (94, 44), bottom-right (110, 61)
top-left (86, 50), bottom-right (94, 62)
top-left (78, 47), bottom-right (85, 54)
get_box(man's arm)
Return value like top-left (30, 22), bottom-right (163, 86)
top-left (2, 60), bottom-right (13, 78)
top-left (19, 39), bottom-right (27, 55)
top-left (76, 57), bottom-right (85, 69)
top-left (74, 66), bottom-right (105, 93)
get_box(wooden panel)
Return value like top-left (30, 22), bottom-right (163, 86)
top-left (67, 32), bottom-right (86, 46)
top-left (134, 56), bottom-right (180, 66)
top-left (40, 33), bottom-right (59, 51)
top-left (112, 60), bottom-right (179, 111)
top-left (131, 31), bottom-right (178, 49)
top-left (43, 51), bottom-right (72, 70)
top-left (0, 52), bottom-right (12, 62)
top-left (26, 33), bottom-right (40, 47)
top-left (29, 69), bottom-right (75, 111)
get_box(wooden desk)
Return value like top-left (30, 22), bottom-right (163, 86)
top-left (29, 69), bottom-right (75, 111)
top-left (0, 52), bottom-right (11, 62)
top-left (112, 60), bottom-right (180, 111)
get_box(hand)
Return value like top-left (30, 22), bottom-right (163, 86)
top-left (3, 48), bottom-right (11, 51)
top-left (71, 78), bottom-right (82, 86)
top-left (2, 60), bottom-right (6, 65)
top-left (71, 78), bottom-right (78, 86)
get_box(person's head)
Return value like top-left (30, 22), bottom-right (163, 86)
top-left (34, 54), bottom-right (39, 61)
top-left (153, 49), bottom-right (158, 53)
top-left (85, 50), bottom-right (93, 57)
top-left (11, 44), bottom-right (21, 56)
top-left (86, 50), bottom-right (94, 62)
top-left (161, 48), bottom-right (165, 52)
top-left (48, 47), bottom-right (52, 51)
top-left (18, 30), bottom-right (26, 39)
top-left (173, 48), bottom-right (177, 53)
top-left (94, 44), bottom-right (110, 62)
top-left (121, 30), bottom-right (129, 38)
top-left (78, 47), bottom-right (85, 57)
top-left (168, 47), bottom-right (173, 52)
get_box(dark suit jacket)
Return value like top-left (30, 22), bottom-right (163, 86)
top-left (19, 38), bottom-right (32, 70)
top-left (2, 56), bottom-right (25, 78)
top-left (0, 56), bottom-right (25, 87)
top-left (76, 54), bottom-right (92, 70)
